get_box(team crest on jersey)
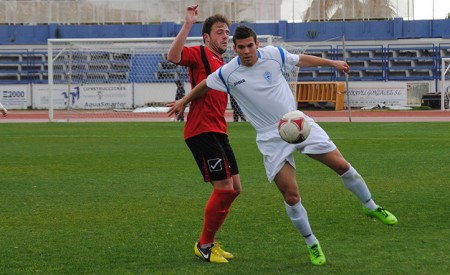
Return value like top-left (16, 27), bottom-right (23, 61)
top-left (264, 71), bottom-right (272, 84)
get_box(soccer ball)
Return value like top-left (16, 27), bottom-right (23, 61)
top-left (278, 110), bottom-right (311, 144)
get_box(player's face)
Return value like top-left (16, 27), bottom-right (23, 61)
top-left (204, 22), bottom-right (229, 56)
top-left (233, 37), bottom-right (259, 67)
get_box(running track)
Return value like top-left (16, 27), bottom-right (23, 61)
top-left (1, 110), bottom-right (450, 123)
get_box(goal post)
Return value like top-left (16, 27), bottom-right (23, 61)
top-left (441, 57), bottom-right (450, 111)
top-left (47, 36), bottom-right (287, 122)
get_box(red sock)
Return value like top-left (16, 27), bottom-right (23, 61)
top-left (225, 190), bottom-right (240, 213)
top-left (199, 189), bottom-right (234, 246)
top-left (220, 190), bottom-right (241, 226)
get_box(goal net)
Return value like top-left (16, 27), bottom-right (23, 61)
top-left (441, 57), bottom-right (450, 110)
top-left (47, 36), bottom-right (290, 122)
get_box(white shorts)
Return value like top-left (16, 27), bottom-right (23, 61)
top-left (255, 115), bottom-right (336, 182)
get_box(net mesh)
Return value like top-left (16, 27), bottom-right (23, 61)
top-left (48, 36), bottom-right (291, 122)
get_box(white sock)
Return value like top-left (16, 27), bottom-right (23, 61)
top-left (200, 243), bottom-right (213, 249)
top-left (284, 201), bottom-right (317, 246)
top-left (340, 166), bottom-right (377, 210)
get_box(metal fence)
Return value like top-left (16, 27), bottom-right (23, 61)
top-left (0, 0), bottom-right (281, 25)
top-left (0, 0), bottom-right (448, 25)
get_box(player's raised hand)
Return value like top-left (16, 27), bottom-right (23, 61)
top-left (185, 4), bottom-right (199, 24)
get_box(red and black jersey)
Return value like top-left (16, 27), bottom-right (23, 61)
top-left (178, 45), bottom-right (228, 140)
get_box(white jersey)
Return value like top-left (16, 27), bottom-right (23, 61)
top-left (207, 45), bottom-right (299, 131)
top-left (207, 45), bottom-right (336, 182)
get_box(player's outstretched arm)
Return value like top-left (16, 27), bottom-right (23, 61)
top-left (167, 4), bottom-right (199, 64)
top-left (298, 54), bottom-right (350, 74)
top-left (167, 79), bottom-right (210, 119)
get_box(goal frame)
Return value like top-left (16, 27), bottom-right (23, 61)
top-left (441, 57), bottom-right (450, 111)
top-left (47, 36), bottom-right (279, 122)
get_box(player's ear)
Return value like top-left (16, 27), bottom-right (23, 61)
top-left (203, 33), bottom-right (209, 44)
top-left (255, 40), bottom-right (260, 49)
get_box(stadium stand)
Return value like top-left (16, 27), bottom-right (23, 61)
top-left (0, 49), bottom-right (48, 84)
top-left (0, 19), bottom-right (450, 85)
top-left (386, 44), bottom-right (437, 80)
top-left (0, 43), bottom-right (446, 84)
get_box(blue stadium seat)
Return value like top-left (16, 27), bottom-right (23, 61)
top-left (0, 42), bottom-right (444, 84)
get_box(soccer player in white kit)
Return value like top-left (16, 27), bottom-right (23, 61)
top-left (168, 25), bottom-right (398, 266)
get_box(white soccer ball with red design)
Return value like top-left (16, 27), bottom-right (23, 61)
top-left (278, 110), bottom-right (311, 144)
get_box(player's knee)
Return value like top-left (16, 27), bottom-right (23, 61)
top-left (284, 192), bottom-right (300, 206)
top-left (231, 175), bottom-right (242, 193)
top-left (276, 182), bottom-right (300, 205)
top-left (212, 178), bottom-right (234, 190)
top-left (232, 181), bottom-right (242, 194)
top-left (335, 161), bottom-right (351, 176)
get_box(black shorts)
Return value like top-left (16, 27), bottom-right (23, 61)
top-left (186, 132), bottom-right (239, 182)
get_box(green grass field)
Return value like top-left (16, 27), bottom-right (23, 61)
top-left (1, 122), bottom-right (449, 274)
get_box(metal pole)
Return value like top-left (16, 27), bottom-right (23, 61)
top-left (433, 0), bottom-right (435, 20)
top-left (48, 39), bottom-right (54, 122)
top-left (407, 0), bottom-right (409, 20)
top-left (292, 0), bottom-right (294, 22)
top-left (67, 45), bottom-right (72, 123)
top-left (441, 58), bottom-right (449, 111)
top-left (342, 34), bottom-right (352, 122)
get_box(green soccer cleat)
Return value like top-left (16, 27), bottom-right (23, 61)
top-left (194, 242), bottom-right (228, 263)
top-left (363, 205), bottom-right (398, 225)
top-left (307, 241), bottom-right (326, 266)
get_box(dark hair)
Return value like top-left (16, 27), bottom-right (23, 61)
top-left (232, 25), bottom-right (257, 45)
top-left (202, 14), bottom-right (230, 41)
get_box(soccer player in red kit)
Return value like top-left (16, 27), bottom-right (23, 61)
top-left (167, 5), bottom-right (241, 263)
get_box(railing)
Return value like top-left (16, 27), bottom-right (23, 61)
top-left (294, 82), bottom-right (345, 111)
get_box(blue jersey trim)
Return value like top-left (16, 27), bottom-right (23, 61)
top-left (218, 67), bottom-right (229, 93)
top-left (277, 46), bottom-right (285, 66)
